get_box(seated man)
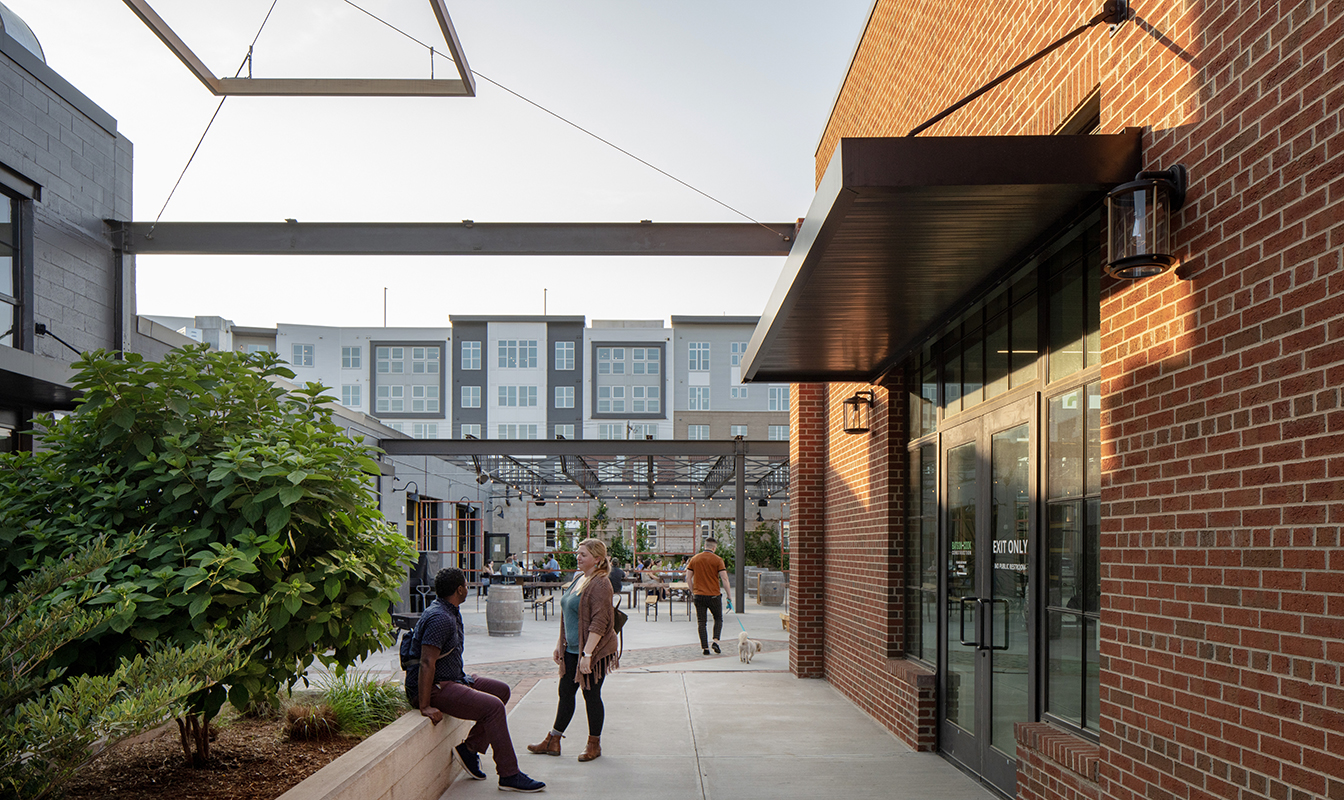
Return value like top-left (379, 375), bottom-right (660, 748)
top-left (405, 567), bottom-right (545, 793)
top-left (541, 553), bottom-right (561, 583)
top-left (499, 554), bottom-right (522, 581)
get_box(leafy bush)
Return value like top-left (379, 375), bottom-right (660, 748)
top-left (0, 537), bottom-right (258, 799)
top-left (316, 670), bottom-right (408, 737)
top-left (0, 346), bottom-right (417, 765)
top-left (715, 522), bottom-right (788, 572)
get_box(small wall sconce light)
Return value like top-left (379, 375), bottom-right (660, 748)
top-left (1106, 164), bottom-right (1188, 279)
top-left (394, 481), bottom-right (418, 517)
top-left (842, 390), bottom-right (875, 435)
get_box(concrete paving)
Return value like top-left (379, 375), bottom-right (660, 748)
top-left (343, 593), bottom-right (995, 800)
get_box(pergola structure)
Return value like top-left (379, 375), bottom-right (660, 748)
top-left (381, 437), bottom-right (788, 608)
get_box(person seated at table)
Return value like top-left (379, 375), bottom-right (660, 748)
top-left (642, 561), bottom-right (667, 600)
top-left (500, 554), bottom-right (522, 580)
top-left (608, 557), bottom-right (626, 595)
top-left (542, 553), bottom-right (562, 583)
top-left (480, 560), bottom-right (495, 596)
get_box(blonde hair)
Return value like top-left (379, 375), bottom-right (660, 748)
top-left (569, 538), bottom-right (611, 594)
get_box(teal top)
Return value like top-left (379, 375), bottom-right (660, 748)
top-left (561, 581), bottom-right (582, 653)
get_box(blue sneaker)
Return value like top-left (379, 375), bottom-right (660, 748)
top-left (498, 771), bottom-right (545, 792)
top-left (456, 743), bottom-right (487, 780)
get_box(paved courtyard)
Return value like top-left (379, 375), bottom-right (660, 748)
top-left (343, 596), bottom-right (998, 800)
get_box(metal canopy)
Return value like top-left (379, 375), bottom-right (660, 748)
top-left (0, 348), bottom-right (79, 410)
top-left (381, 438), bottom-right (789, 504)
top-left (742, 131), bottom-right (1143, 384)
top-left (116, 221), bottom-right (796, 257)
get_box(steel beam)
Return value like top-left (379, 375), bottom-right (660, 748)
top-left (381, 439), bottom-right (789, 459)
top-left (121, 0), bottom-right (476, 97)
top-left (117, 222), bottom-right (795, 257)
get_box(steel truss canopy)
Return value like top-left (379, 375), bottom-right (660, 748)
top-left (742, 130), bottom-right (1144, 384)
top-left (122, 0), bottom-right (476, 97)
top-left (381, 438), bottom-right (789, 504)
top-left (115, 221), bottom-right (796, 257)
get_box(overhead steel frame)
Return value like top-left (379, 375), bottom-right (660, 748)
top-left (382, 437), bottom-right (788, 610)
top-left (112, 221), bottom-right (796, 257)
top-left (122, 0), bottom-right (476, 97)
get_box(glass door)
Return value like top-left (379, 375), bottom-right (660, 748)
top-left (939, 399), bottom-right (1035, 795)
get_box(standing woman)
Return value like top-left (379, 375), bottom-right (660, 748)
top-left (526, 538), bottom-right (619, 762)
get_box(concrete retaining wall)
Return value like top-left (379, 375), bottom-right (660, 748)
top-left (276, 712), bottom-right (469, 800)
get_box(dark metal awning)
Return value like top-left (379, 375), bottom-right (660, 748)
top-left (0, 347), bottom-right (79, 410)
top-left (743, 130), bottom-right (1142, 384)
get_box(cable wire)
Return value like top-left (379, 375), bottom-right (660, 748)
top-left (340, 0), bottom-right (782, 238)
top-left (147, 0), bottom-right (282, 235)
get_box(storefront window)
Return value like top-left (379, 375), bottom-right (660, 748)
top-left (902, 213), bottom-right (1103, 748)
top-left (1045, 380), bottom-right (1101, 731)
top-left (905, 444), bottom-right (937, 663)
top-left (1, 194), bottom-right (18, 349)
top-left (1047, 224), bottom-right (1102, 383)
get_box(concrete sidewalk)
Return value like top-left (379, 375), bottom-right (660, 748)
top-left (349, 598), bottom-right (999, 800)
top-left (438, 668), bottom-right (995, 800)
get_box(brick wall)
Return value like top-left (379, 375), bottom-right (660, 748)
top-left (805, 1), bottom-right (1344, 799)
top-left (789, 382), bottom-right (828, 678)
top-left (1098, 2), bottom-right (1344, 800)
top-left (787, 369), bottom-right (936, 749)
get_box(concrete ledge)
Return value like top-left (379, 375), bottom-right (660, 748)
top-left (276, 712), bottom-right (470, 800)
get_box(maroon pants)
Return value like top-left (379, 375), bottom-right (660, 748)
top-left (428, 676), bottom-right (518, 777)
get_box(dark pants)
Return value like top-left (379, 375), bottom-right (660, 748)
top-left (553, 650), bottom-right (606, 736)
top-left (693, 594), bottom-right (724, 649)
top-left (428, 676), bottom-right (518, 777)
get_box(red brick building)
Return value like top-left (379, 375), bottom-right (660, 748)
top-left (744, 2), bottom-right (1343, 799)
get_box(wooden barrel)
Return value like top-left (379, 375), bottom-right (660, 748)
top-left (745, 567), bottom-right (765, 595)
top-left (757, 572), bottom-right (786, 606)
top-left (487, 585), bottom-right (523, 636)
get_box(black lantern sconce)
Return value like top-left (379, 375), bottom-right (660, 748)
top-left (1106, 164), bottom-right (1188, 279)
top-left (842, 390), bottom-right (876, 435)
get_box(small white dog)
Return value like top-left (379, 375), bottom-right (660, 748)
top-left (738, 630), bottom-right (762, 663)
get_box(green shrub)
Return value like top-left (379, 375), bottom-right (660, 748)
top-left (0, 346), bottom-right (417, 766)
top-left (316, 670), bottom-right (407, 737)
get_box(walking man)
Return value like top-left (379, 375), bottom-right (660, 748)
top-left (685, 537), bottom-right (732, 655)
top-left (405, 567), bottom-right (546, 792)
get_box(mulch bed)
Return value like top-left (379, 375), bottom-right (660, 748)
top-left (64, 718), bottom-right (361, 800)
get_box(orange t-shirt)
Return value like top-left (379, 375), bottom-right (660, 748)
top-left (686, 550), bottom-right (727, 596)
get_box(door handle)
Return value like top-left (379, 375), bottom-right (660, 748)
top-left (984, 598), bottom-right (1009, 651)
top-left (958, 597), bottom-right (979, 647)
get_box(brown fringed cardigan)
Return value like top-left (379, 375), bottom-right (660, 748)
top-left (571, 572), bottom-right (620, 689)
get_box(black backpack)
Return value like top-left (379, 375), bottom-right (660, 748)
top-left (399, 605), bottom-right (433, 669)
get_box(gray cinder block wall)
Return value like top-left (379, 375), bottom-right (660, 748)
top-left (0, 28), bottom-right (133, 359)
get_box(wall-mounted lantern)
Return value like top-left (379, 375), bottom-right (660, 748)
top-left (842, 390), bottom-right (875, 434)
top-left (1105, 164), bottom-right (1188, 279)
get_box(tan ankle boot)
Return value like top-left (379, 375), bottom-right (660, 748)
top-left (577, 735), bottom-right (601, 762)
top-left (526, 732), bottom-right (562, 756)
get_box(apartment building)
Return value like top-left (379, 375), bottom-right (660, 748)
top-left (674, 316), bottom-right (789, 442)
top-left (148, 314), bottom-right (792, 443)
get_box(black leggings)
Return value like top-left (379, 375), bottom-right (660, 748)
top-left (553, 650), bottom-right (605, 736)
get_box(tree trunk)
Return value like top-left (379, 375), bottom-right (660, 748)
top-left (175, 714), bottom-right (211, 766)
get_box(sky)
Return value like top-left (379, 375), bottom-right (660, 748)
top-left (8, 1), bottom-right (873, 329)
